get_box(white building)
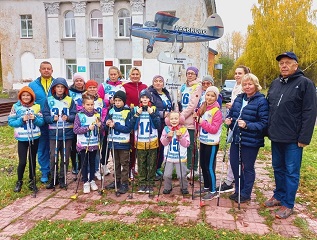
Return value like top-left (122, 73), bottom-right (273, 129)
top-left (0, 0), bottom-right (218, 90)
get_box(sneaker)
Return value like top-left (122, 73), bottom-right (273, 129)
top-left (275, 206), bottom-right (293, 219)
top-left (14, 181), bottom-right (23, 192)
top-left (155, 173), bottom-right (162, 181)
top-left (138, 185), bottom-right (147, 193)
top-left (72, 168), bottom-right (78, 174)
top-left (102, 165), bottom-right (111, 176)
top-left (40, 173), bottom-right (49, 183)
top-left (90, 180), bottom-right (98, 191)
top-left (105, 181), bottom-right (120, 190)
top-left (95, 171), bottom-right (102, 181)
top-left (234, 195), bottom-right (251, 203)
top-left (59, 178), bottom-right (66, 189)
top-left (229, 192), bottom-right (238, 200)
top-left (186, 171), bottom-right (199, 179)
top-left (145, 186), bottom-right (154, 194)
top-left (181, 188), bottom-right (189, 195)
top-left (202, 192), bottom-right (218, 201)
top-left (118, 183), bottom-right (129, 194)
top-left (46, 179), bottom-right (59, 189)
top-left (194, 188), bottom-right (209, 194)
top-left (156, 169), bottom-right (163, 176)
top-left (264, 196), bottom-right (281, 207)
top-left (83, 182), bottom-right (90, 193)
top-left (216, 182), bottom-right (234, 193)
top-left (163, 188), bottom-right (172, 194)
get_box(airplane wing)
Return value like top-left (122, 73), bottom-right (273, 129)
top-left (154, 11), bottom-right (179, 30)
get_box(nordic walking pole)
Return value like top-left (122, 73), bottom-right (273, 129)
top-left (156, 137), bottom-right (171, 201)
top-left (177, 139), bottom-right (185, 199)
top-left (62, 114), bottom-right (67, 190)
top-left (127, 165), bottom-right (134, 199)
top-left (53, 118), bottom-right (59, 191)
top-left (238, 131), bottom-right (242, 210)
top-left (217, 127), bottom-right (230, 206)
top-left (101, 130), bottom-right (110, 192)
top-left (191, 115), bottom-right (198, 200)
top-left (97, 123), bottom-right (106, 195)
top-left (197, 141), bottom-right (203, 207)
top-left (110, 126), bottom-right (120, 197)
top-left (71, 130), bottom-right (91, 199)
top-left (26, 110), bottom-right (36, 197)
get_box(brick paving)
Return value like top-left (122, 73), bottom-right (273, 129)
top-left (0, 152), bottom-right (317, 239)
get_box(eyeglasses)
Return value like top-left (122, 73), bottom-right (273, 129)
top-left (202, 82), bottom-right (211, 86)
top-left (187, 72), bottom-right (196, 76)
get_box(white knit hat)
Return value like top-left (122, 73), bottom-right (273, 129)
top-left (205, 86), bottom-right (219, 99)
top-left (73, 73), bottom-right (85, 82)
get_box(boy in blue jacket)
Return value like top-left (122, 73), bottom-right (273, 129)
top-left (42, 78), bottom-right (77, 189)
top-left (8, 86), bottom-right (44, 192)
top-left (105, 91), bottom-right (132, 194)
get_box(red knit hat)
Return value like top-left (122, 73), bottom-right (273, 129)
top-left (85, 79), bottom-right (98, 88)
top-left (18, 86), bottom-right (35, 106)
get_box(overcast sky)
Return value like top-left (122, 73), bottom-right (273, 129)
top-left (210, 0), bottom-right (317, 48)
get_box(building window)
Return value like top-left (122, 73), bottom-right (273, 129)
top-left (20, 15), bottom-right (33, 38)
top-left (91, 10), bottom-right (103, 38)
top-left (66, 59), bottom-right (77, 80)
top-left (65, 11), bottom-right (76, 38)
top-left (118, 9), bottom-right (131, 38)
top-left (119, 59), bottom-right (132, 79)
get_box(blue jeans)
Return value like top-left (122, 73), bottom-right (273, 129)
top-left (272, 142), bottom-right (303, 209)
top-left (37, 125), bottom-right (50, 176)
top-left (230, 143), bottom-right (259, 198)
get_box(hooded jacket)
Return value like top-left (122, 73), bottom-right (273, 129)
top-left (267, 69), bottom-right (316, 145)
top-left (147, 85), bottom-right (172, 119)
top-left (8, 86), bottom-right (44, 141)
top-left (42, 78), bottom-right (77, 140)
top-left (228, 91), bottom-right (268, 147)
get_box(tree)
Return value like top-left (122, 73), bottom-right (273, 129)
top-left (238, 0), bottom-right (317, 87)
top-left (213, 56), bottom-right (234, 87)
top-left (216, 32), bottom-right (246, 60)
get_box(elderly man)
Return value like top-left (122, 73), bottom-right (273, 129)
top-left (29, 61), bottom-right (56, 183)
top-left (265, 52), bottom-right (316, 219)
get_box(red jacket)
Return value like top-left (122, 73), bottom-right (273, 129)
top-left (123, 81), bottom-right (147, 107)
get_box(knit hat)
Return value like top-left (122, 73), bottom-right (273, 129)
top-left (202, 75), bottom-right (214, 85)
top-left (85, 79), bottom-right (98, 89)
top-left (139, 89), bottom-right (151, 100)
top-left (152, 75), bottom-right (165, 84)
top-left (186, 66), bottom-right (199, 75)
top-left (18, 86), bottom-right (35, 105)
top-left (205, 86), bottom-right (219, 99)
top-left (113, 90), bottom-right (126, 104)
top-left (73, 73), bottom-right (85, 82)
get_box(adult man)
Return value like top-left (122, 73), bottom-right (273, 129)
top-left (29, 61), bottom-right (56, 183)
top-left (265, 52), bottom-right (316, 219)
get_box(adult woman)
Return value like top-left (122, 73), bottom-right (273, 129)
top-left (148, 75), bottom-right (172, 178)
top-left (180, 66), bottom-right (202, 177)
top-left (69, 73), bottom-right (86, 174)
top-left (225, 73), bottom-right (268, 203)
top-left (123, 67), bottom-right (147, 172)
top-left (98, 66), bottom-right (125, 176)
top-left (217, 65), bottom-right (251, 193)
top-left (199, 75), bottom-right (222, 107)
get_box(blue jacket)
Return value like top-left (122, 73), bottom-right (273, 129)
top-left (104, 106), bottom-right (132, 150)
top-left (147, 85), bottom-right (172, 119)
top-left (42, 78), bottom-right (77, 140)
top-left (227, 91), bottom-right (268, 147)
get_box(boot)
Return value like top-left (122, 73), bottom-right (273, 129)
top-left (14, 180), bottom-right (23, 192)
top-left (59, 178), bottom-right (66, 189)
top-left (28, 179), bottom-right (38, 192)
top-left (46, 178), bottom-right (59, 189)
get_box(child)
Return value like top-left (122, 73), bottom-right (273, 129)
top-left (85, 79), bottom-right (107, 181)
top-left (69, 73), bottom-right (86, 174)
top-left (131, 89), bottom-right (160, 193)
top-left (42, 78), bottom-right (77, 189)
top-left (8, 86), bottom-right (44, 192)
top-left (73, 92), bottom-right (101, 193)
top-left (160, 112), bottom-right (190, 195)
top-left (194, 86), bottom-right (222, 200)
top-left (104, 90), bottom-right (132, 194)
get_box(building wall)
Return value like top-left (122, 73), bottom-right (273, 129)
top-left (0, 0), bottom-right (218, 90)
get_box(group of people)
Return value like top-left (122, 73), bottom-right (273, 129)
top-left (8, 51), bottom-right (316, 219)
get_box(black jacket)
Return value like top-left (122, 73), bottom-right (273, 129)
top-left (267, 69), bottom-right (316, 145)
